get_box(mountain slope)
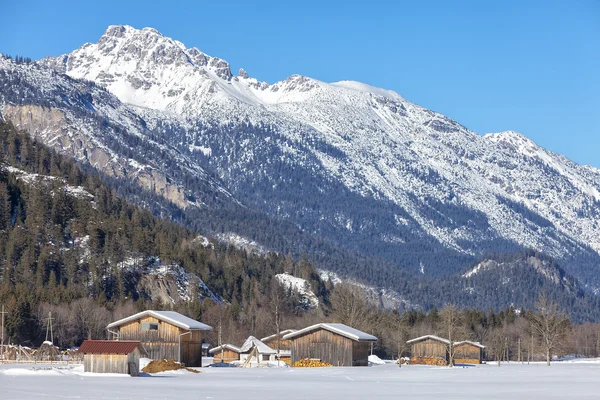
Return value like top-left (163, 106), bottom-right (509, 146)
top-left (0, 121), bottom-right (328, 345)
top-left (3, 25), bottom-right (600, 293)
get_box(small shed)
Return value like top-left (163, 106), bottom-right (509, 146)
top-left (261, 329), bottom-right (296, 364)
top-left (210, 344), bottom-right (242, 363)
top-left (239, 336), bottom-right (276, 364)
top-left (454, 341), bottom-right (486, 364)
top-left (106, 310), bottom-right (212, 367)
top-left (407, 335), bottom-right (450, 365)
top-left (78, 340), bottom-right (147, 376)
top-left (283, 323), bottom-right (377, 367)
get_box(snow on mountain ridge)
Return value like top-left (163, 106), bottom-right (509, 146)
top-left (5, 26), bottom-right (600, 287)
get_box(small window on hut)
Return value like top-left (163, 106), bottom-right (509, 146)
top-left (141, 322), bottom-right (159, 331)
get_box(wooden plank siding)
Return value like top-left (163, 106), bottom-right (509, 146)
top-left (454, 343), bottom-right (483, 364)
top-left (212, 349), bottom-right (240, 363)
top-left (352, 341), bottom-right (371, 367)
top-left (115, 316), bottom-right (203, 367)
top-left (262, 337), bottom-right (292, 351)
top-left (290, 329), bottom-right (370, 367)
top-left (83, 348), bottom-right (141, 375)
top-left (410, 338), bottom-right (449, 362)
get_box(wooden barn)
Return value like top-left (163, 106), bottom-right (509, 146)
top-left (261, 329), bottom-right (296, 364)
top-left (106, 310), bottom-right (212, 367)
top-left (209, 344), bottom-right (242, 363)
top-left (78, 340), bottom-right (146, 376)
top-left (407, 335), bottom-right (450, 365)
top-left (283, 323), bottom-right (377, 367)
top-left (454, 341), bottom-right (486, 364)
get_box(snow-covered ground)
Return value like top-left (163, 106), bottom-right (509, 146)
top-left (1, 361), bottom-right (599, 399)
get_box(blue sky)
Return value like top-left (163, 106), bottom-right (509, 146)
top-left (2, 0), bottom-right (599, 167)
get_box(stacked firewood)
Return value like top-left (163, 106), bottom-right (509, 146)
top-left (292, 358), bottom-right (333, 367)
top-left (408, 356), bottom-right (447, 366)
top-left (454, 358), bottom-right (479, 365)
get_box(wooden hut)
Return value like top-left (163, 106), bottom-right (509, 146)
top-left (78, 340), bottom-right (146, 376)
top-left (106, 310), bottom-right (212, 367)
top-left (283, 323), bottom-right (377, 367)
top-left (209, 344), bottom-right (242, 363)
top-left (453, 341), bottom-right (486, 364)
top-left (407, 335), bottom-right (450, 365)
top-left (261, 329), bottom-right (296, 364)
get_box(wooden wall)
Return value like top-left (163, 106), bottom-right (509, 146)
top-left (263, 337), bottom-right (292, 351)
top-left (212, 349), bottom-right (240, 363)
top-left (410, 339), bottom-right (448, 361)
top-left (83, 348), bottom-right (140, 375)
top-left (454, 344), bottom-right (482, 364)
top-left (180, 329), bottom-right (203, 367)
top-left (291, 329), bottom-right (365, 367)
top-left (115, 316), bottom-right (203, 367)
top-left (352, 341), bottom-right (371, 366)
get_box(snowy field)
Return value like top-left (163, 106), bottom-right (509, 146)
top-left (1, 360), bottom-right (599, 399)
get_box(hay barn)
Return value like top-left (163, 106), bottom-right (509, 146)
top-left (261, 329), bottom-right (296, 364)
top-left (106, 310), bottom-right (212, 367)
top-left (78, 340), bottom-right (146, 376)
top-left (283, 323), bottom-right (377, 367)
top-left (454, 341), bottom-right (486, 364)
top-left (407, 335), bottom-right (450, 365)
top-left (209, 344), bottom-right (242, 363)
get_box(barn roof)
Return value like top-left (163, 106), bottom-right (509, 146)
top-left (260, 329), bottom-right (297, 342)
top-left (406, 335), bottom-right (451, 345)
top-left (78, 340), bottom-right (147, 355)
top-left (106, 310), bottom-right (213, 331)
top-left (454, 340), bottom-right (487, 349)
top-left (209, 344), bottom-right (242, 354)
top-left (239, 336), bottom-right (277, 354)
top-left (283, 323), bottom-right (377, 342)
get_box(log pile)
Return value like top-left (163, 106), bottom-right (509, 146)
top-left (408, 356), bottom-right (447, 366)
top-left (292, 358), bottom-right (333, 367)
top-left (454, 358), bottom-right (480, 365)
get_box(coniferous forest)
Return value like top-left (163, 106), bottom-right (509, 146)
top-left (1, 120), bottom-right (600, 359)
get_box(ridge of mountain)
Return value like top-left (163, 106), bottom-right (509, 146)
top-left (2, 25), bottom-right (600, 295)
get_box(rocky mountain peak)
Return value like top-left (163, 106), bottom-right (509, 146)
top-left (5, 26), bottom-right (600, 294)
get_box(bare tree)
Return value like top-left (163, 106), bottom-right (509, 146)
top-left (270, 281), bottom-right (288, 360)
top-left (71, 298), bottom-right (111, 341)
top-left (439, 304), bottom-right (464, 367)
top-left (331, 283), bottom-right (377, 330)
top-left (389, 314), bottom-right (411, 368)
top-left (528, 293), bottom-right (570, 366)
top-left (487, 327), bottom-right (507, 367)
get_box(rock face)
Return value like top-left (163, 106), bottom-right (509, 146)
top-left (0, 56), bottom-right (238, 212)
top-left (2, 25), bottom-right (600, 293)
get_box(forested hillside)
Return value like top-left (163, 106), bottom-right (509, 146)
top-left (1, 119), bottom-right (599, 352)
top-left (0, 121), bottom-right (328, 347)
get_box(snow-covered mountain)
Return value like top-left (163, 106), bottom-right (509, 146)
top-left (3, 25), bottom-right (600, 293)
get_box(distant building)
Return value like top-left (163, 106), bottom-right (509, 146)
top-left (202, 343), bottom-right (212, 357)
top-left (406, 335), bottom-right (451, 365)
top-left (261, 329), bottom-right (296, 364)
top-left (106, 310), bottom-right (212, 367)
top-left (407, 335), bottom-right (487, 365)
top-left (454, 341), bottom-right (486, 364)
top-left (283, 323), bottom-right (377, 367)
top-left (239, 336), bottom-right (277, 363)
top-left (78, 340), bottom-right (147, 376)
top-left (210, 344), bottom-right (242, 363)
